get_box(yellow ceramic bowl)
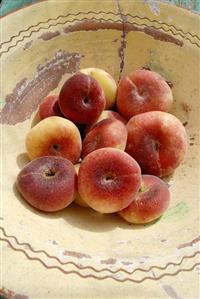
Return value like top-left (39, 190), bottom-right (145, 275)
top-left (1, 1), bottom-right (199, 298)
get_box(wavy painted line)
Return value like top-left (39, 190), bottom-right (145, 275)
top-left (1, 237), bottom-right (199, 283)
top-left (0, 11), bottom-right (118, 48)
top-left (1, 10), bottom-right (199, 49)
top-left (1, 226), bottom-right (200, 277)
top-left (124, 19), bottom-right (198, 44)
top-left (1, 17), bottom-right (199, 58)
top-left (2, 16), bottom-right (199, 57)
top-left (125, 13), bottom-right (200, 40)
top-left (0, 17), bottom-right (122, 56)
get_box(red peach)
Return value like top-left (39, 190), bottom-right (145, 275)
top-left (82, 118), bottom-right (127, 158)
top-left (117, 69), bottom-right (173, 120)
top-left (78, 148), bottom-right (142, 213)
top-left (119, 175), bottom-right (170, 224)
top-left (16, 156), bottom-right (76, 212)
top-left (126, 111), bottom-right (188, 177)
top-left (85, 110), bottom-right (127, 134)
top-left (39, 95), bottom-right (63, 120)
top-left (26, 116), bottom-right (82, 164)
top-left (59, 73), bottom-right (105, 124)
top-left (80, 68), bottom-right (117, 109)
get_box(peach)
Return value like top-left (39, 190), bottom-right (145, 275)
top-left (26, 116), bottom-right (82, 164)
top-left (82, 118), bottom-right (127, 158)
top-left (126, 111), bottom-right (188, 177)
top-left (119, 175), bottom-right (170, 224)
top-left (16, 156), bottom-right (76, 212)
top-left (39, 95), bottom-right (63, 120)
top-left (74, 163), bottom-right (89, 207)
top-left (80, 68), bottom-right (117, 109)
top-left (78, 148), bottom-right (142, 213)
top-left (59, 73), bottom-right (105, 124)
top-left (117, 69), bottom-right (173, 120)
top-left (85, 109), bottom-right (126, 134)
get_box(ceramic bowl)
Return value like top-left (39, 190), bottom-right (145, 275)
top-left (1, 1), bottom-right (199, 298)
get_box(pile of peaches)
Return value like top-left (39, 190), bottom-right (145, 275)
top-left (16, 68), bottom-right (188, 224)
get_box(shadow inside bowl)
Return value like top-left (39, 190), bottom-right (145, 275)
top-left (31, 111), bottom-right (40, 128)
top-left (13, 181), bottom-right (157, 232)
top-left (16, 152), bottom-right (30, 169)
top-left (61, 203), bottom-right (124, 232)
top-left (61, 203), bottom-right (159, 232)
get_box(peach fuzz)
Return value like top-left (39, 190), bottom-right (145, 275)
top-left (16, 156), bottom-right (77, 212)
top-left (59, 72), bottom-right (105, 124)
top-left (119, 175), bottom-right (170, 224)
top-left (78, 148), bottom-right (142, 213)
top-left (39, 95), bottom-right (63, 120)
top-left (80, 68), bottom-right (117, 109)
top-left (82, 118), bottom-right (127, 158)
top-left (26, 116), bottom-right (82, 164)
top-left (117, 69), bottom-right (173, 120)
top-left (74, 163), bottom-right (89, 207)
top-left (126, 111), bottom-right (188, 177)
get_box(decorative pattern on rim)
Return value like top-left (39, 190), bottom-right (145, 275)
top-left (1, 227), bottom-right (199, 283)
top-left (0, 11), bottom-right (200, 57)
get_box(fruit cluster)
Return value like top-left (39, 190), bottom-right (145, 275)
top-left (16, 68), bottom-right (188, 224)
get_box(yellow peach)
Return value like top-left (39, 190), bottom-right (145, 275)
top-left (26, 116), bottom-right (82, 164)
top-left (80, 68), bottom-right (117, 109)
